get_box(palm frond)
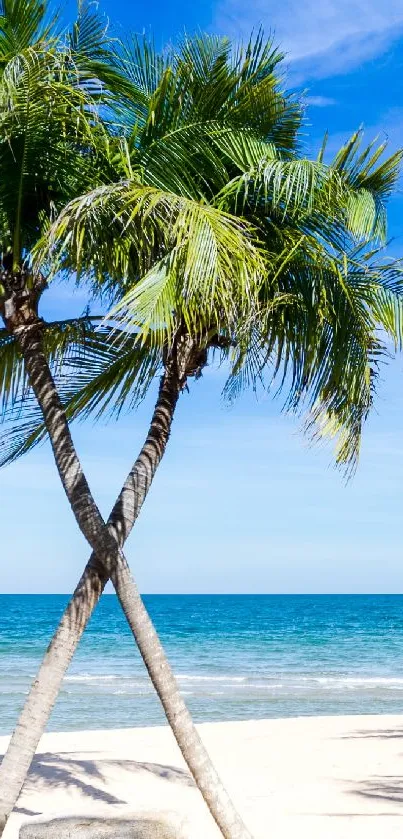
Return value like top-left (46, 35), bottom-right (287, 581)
top-left (0, 315), bottom-right (103, 464)
top-left (0, 325), bottom-right (162, 466)
top-left (330, 130), bottom-right (403, 242)
top-left (0, 0), bottom-right (57, 63)
top-left (38, 181), bottom-right (265, 343)
top-left (1, 24), bottom-right (402, 480)
top-left (69, 0), bottom-right (109, 60)
top-left (0, 44), bottom-right (106, 262)
top-left (0, 315), bottom-right (103, 415)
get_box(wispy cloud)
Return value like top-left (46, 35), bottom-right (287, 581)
top-left (213, 0), bottom-right (403, 79)
top-left (304, 96), bottom-right (337, 107)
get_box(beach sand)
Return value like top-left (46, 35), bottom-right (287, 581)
top-left (2, 714), bottom-right (403, 838)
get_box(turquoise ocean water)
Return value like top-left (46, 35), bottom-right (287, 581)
top-left (2, 594), bottom-right (403, 734)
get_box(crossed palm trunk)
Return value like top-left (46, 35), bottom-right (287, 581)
top-left (0, 320), bottom-right (252, 839)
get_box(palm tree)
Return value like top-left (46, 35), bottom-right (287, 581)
top-left (0, 19), bottom-right (402, 839)
top-left (0, 9), bottom-right (262, 837)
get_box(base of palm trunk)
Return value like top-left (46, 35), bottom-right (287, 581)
top-left (19, 817), bottom-right (180, 838)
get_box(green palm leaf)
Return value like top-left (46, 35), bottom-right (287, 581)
top-left (0, 0), bottom-right (57, 63)
top-left (39, 181), bottom-right (265, 341)
top-left (0, 323), bottom-right (162, 465)
top-left (2, 23), bottom-right (402, 476)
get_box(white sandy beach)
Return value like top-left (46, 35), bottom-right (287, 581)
top-left (2, 714), bottom-right (403, 838)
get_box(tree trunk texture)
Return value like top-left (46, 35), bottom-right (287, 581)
top-left (112, 558), bottom-right (252, 839)
top-left (0, 323), bottom-right (252, 839)
top-left (0, 341), bottom-right (180, 831)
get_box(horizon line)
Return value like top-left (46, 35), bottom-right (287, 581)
top-left (1, 592), bottom-right (403, 597)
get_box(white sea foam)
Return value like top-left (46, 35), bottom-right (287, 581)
top-left (177, 674), bottom-right (246, 683)
top-left (64, 674), bottom-right (119, 682)
top-left (65, 673), bottom-right (403, 696)
top-left (63, 673), bottom-right (403, 690)
top-left (312, 676), bottom-right (403, 687)
top-left (240, 683), bottom-right (285, 690)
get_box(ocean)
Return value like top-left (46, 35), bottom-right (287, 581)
top-left (1, 594), bottom-right (403, 735)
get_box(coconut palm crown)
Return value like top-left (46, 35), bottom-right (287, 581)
top-left (1, 28), bottom-right (403, 474)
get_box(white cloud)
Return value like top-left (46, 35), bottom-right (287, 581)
top-left (213, 0), bottom-right (403, 79)
top-left (304, 95), bottom-right (336, 107)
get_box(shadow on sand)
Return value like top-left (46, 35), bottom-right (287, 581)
top-left (14, 752), bottom-right (194, 807)
top-left (353, 776), bottom-right (403, 804)
top-left (19, 816), bottom-right (179, 838)
top-left (339, 724), bottom-right (403, 815)
top-left (6, 754), bottom-right (194, 836)
top-left (341, 727), bottom-right (403, 740)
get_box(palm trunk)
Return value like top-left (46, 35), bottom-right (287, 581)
top-left (0, 561), bottom-right (108, 836)
top-left (14, 323), bottom-right (109, 553)
top-left (0, 353), bottom-right (179, 833)
top-left (112, 558), bottom-right (251, 839)
top-left (0, 322), bottom-right (252, 839)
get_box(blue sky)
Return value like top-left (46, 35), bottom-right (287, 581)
top-left (2, 0), bottom-right (403, 593)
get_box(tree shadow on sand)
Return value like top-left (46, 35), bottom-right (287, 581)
top-left (340, 727), bottom-right (403, 740)
top-left (14, 753), bottom-right (194, 808)
top-left (19, 816), bottom-right (180, 838)
top-left (353, 776), bottom-right (403, 805)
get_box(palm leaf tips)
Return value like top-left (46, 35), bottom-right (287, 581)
top-left (0, 7), bottom-right (401, 472)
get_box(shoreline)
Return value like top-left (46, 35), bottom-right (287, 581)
top-left (3, 713), bottom-right (403, 837)
top-left (2, 709), bottom-right (403, 742)
top-left (4, 704), bottom-right (403, 740)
